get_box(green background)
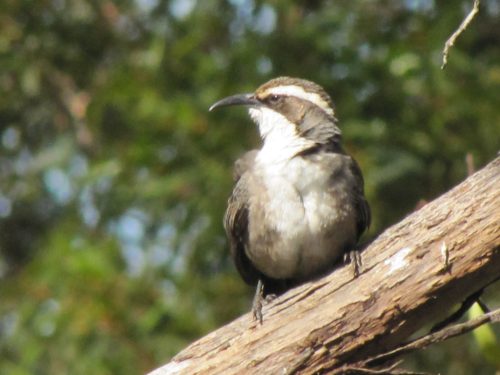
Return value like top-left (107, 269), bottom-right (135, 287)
top-left (1, 1), bottom-right (499, 374)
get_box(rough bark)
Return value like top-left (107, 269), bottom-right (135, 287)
top-left (149, 156), bottom-right (500, 375)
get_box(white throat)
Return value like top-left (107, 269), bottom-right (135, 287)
top-left (250, 107), bottom-right (314, 164)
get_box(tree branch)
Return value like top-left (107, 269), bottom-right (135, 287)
top-left (441, 0), bottom-right (480, 69)
top-left (360, 307), bottom-right (500, 369)
top-left (148, 156), bottom-right (500, 375)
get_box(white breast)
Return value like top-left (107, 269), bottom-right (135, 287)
top-left (251, 155), bottom-right (351, 279)
top-left (246, 106), bottom-right (355, 279)
top-left (259, 156), bottom-right (333, 233)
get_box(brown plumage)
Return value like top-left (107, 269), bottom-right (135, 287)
top-left (211, 77), bottom-right (370, 322)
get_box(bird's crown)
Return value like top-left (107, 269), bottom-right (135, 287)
top-left (254, 77), bottom-right (335, 117)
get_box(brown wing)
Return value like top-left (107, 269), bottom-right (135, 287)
top-left (303, 148), bottom-right (371, 240)
top-left (348, 157), bottom-right (371, 239)
top-left (224, 152), bottom-right (260, 286)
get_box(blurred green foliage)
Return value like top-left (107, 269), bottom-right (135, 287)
top-left (0, 0), bottom-right (499, 374)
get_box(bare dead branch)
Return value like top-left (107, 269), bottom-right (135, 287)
top-left (441, 0), bottom-right (480, 69)
top-left (148, 156), bottom-right (500, 375)
top-left (430, 288), bottom-right (483, 332)
top-left (336, 359), bottom-right (433, 375)
top-left (365, 308), bottom-right (500, 367)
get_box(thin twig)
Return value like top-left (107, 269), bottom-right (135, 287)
top-left (366, 308), bottom-right (500, 366)
top-left (441, 0), bottom-right (480, 69)
top-left (341, 367), bottom-right (430, 375)
top-left (340, 359), bottom-right (432, 375)
top-left (466, 152), bottom-right (475, 176)
top-left (477, 298), bottom-right (491, 313)
top-left (430, 288), bottom-right (483, 332)
top-left (331, 308), bottom-right (500, 374)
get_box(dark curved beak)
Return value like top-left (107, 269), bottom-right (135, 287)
top-left (209, 93), bottom-right (260, 112)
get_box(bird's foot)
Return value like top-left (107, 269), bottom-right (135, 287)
top-left (344, 249), bottom-right (362, 277)
top-left (252, 279), bottom-right (265, 324)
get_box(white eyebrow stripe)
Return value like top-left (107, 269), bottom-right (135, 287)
top-left (263, 85), bottom-right (334, 116)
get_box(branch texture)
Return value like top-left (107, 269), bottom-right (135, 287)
top-left (149, 156), bottom-right (500, 375)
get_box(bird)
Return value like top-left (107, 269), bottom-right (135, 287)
top-left (210, 77), bottom-right (370, 323)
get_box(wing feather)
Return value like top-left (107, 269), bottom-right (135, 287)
top-left (224, 152), bottom-right (260, 286)
top-left (348, 157), bottom-right (371, 239)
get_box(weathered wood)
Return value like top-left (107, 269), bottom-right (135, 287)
top-left (149, 156), bottom-right (500, 375)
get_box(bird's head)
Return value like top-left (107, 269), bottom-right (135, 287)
top-left (210, 77), bottom-right (342, 154)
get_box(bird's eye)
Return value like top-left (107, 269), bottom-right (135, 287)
top-left (268, 95), bottom-right (280, 103)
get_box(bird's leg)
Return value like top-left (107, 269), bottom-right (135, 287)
top-left (252, 279), bottom-right (264, 324)
top-left (344, 249), bottom-right (362, 277)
